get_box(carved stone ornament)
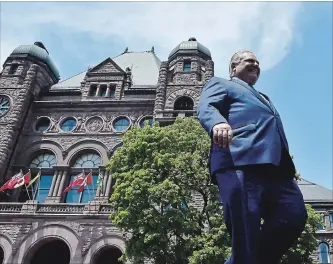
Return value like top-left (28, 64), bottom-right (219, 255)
top-left (85, 116), bottom-right (104, 132)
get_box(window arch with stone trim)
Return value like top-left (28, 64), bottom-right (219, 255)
top-left (319, 242), bottom-right (331, 263)
top-left (18, 151), bottom-right (57, 203)
top-left (65, 151), bottom-right (100, 203)
top-left (173, 96), bottom-right (194, 117)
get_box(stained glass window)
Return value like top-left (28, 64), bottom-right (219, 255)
top-left (113, 118), bottom-right (130, 132)
top-left (30, 153), bottom-right (56, 168)
top-left (60, 118), bottom-right (76, 132)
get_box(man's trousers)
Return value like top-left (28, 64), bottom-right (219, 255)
top-left (216, 165), bottom-right (308, 264)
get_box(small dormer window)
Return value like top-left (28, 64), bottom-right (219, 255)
top-left (183, 61), bottom-right (191, 72)
top-left (100, 84), bottom-right (107, 97)
top-left (8, 63), bottom-right (19, 75)
top-left (89, 84), bottom-right (97, 96)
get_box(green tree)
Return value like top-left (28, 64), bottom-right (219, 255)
top-left (107, 117), bottom-right (321, 264)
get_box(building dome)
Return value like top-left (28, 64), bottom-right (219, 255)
top-left (168, 37), bottom-right (211, 60)
top-left (10, 42), bottom-right (60, 80)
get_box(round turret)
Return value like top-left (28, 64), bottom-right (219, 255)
top-left (168, 37), bottom-right (211, 60)
top-left (10, 41), bottom-right (60, 80)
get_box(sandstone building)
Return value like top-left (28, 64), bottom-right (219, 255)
top-left (0, 38), bottom-right (332, 264)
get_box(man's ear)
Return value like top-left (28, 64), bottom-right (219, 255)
top-left (231, 64), bottom-right (236, 76)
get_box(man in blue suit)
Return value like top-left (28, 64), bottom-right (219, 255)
top-left (197, 51), bottom-right (307, 264)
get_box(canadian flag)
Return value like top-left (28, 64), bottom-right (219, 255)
top-left (13, 171), bottom-right (31, 189)
top-left (63, 172), bottom-right (85, 193)
top-left (0, 171), bottom-right (30, 192)
top-left (77, 172), bottom-right (93, 193)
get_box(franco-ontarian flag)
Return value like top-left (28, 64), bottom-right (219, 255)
top-left (97, 172), bottom-right (104, 194)
top-left (26, 171), bottom-right (41, 188)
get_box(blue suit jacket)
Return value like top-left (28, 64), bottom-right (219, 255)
top-left (197, 77), bottom-right (295, 183)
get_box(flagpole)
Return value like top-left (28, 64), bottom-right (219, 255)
top-left (85, 169), bottom-right (92, 202)
top-left (90, 169), bottom-right (96, 198)
top-left (25, 184), bottom-right (31, 200)
top-left (30, 170), bottom-right (40, 200)
top-left (36, 172), bottom-right (41, 202)
top-left (0, 190), bottom-right (10, 197)
top-left (20, 170), bottom-right (31, 200)
top-left (78, 170), bottom-right (83, 203)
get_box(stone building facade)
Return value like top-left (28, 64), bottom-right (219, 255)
top-left (0, 38), bottom-right (332, 264)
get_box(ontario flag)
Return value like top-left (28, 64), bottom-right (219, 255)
top-left (0, 171), bottom-right (31, 192)
top-left (77, 172), bottom-right (93, 193)
top-left (63, 172), bottom-right (85, 193)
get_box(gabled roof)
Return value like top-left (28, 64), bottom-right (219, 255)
top-left (88, 57), bottom-right (125, 74)
top-left (298, 178), bottom-right (333, 202)
top-left (51, 50), bottom-right (161, 89)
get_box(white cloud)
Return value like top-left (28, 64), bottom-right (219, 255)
top-left (0, 2), bottom-right (301, 78)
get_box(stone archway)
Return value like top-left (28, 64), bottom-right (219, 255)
top-left (0, 246), bottom-right (4, 264)
top-left (24, 238), bottom-right (70, 264)
top-left (91, 245), bottom-right (123, 264)
top-left (165, 88), bottom-right (199, 109)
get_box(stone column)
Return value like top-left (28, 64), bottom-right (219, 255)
top-left (104, 171), bottom-right (112, 200)
top-left (204, 60), bottom-right (214, 83)
top-left (57, 169), bottom-right (68, 197)
top-left (95, 84), bottom-right (101, 97)
top-left (106, 84), bottom-right (111, 97)
top-left (153, 61), bottom-right (168, 118)
top-left (44, 170), bottom-right (58, 203)
top-left (45, 166), bottom-right (69, 203)
top-left (53, 171), bottom-right (63, 196)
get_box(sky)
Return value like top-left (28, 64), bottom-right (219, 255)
top-left (0, 2), bottom-right (332, 190)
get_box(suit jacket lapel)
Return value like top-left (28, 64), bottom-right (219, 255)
top-left (231, 78), bottom-right (274, 113)
top-left (259, 92), bottom-right (277, 115)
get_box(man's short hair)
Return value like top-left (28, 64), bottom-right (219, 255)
top-left (229, 50), bottom-right (253, 77)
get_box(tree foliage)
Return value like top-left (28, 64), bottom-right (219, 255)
top-left (107, 118), bottom-right (321, 264)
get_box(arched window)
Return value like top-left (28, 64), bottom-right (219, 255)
top-left (25, 238), bottom-right (70, 264)
top-left (92, 246), bottom-right (123, 264)
top-left (65, 152), bottom-right (100, 203)
top-left (0, 245), bottom-right (4, 264)
top-left (173, 96), bottom-right (194, 117)
top-left (319, 242), bottom-right (331, 263)
top-left (174, 96), bottom-right (194, 111)
top-left (73, 153), bottom-right (101, 168)
top-left (19, 151), bottom-right (56, 203)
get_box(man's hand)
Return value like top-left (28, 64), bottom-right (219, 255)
top-left (212, 123), bottom-right (233, 148)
